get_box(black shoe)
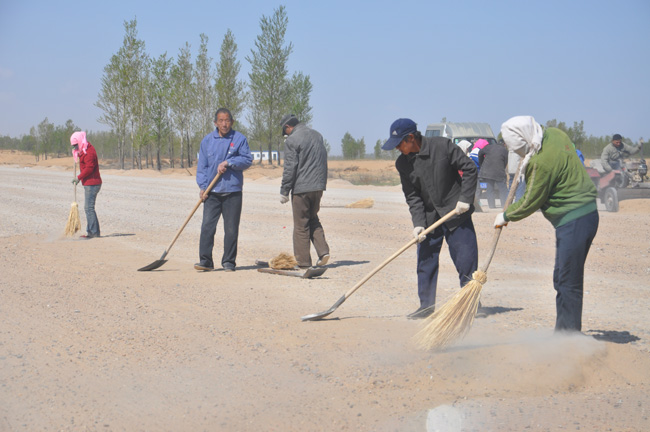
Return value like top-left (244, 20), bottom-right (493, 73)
top-left (194, 263), bottom-right (214, 271)
top-left (223, 265), bottom-right (235, 272)
top-left (407, 305), bottom-right (435, 320)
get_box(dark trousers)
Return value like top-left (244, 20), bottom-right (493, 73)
top-left (417, 217), bottom-right (478, 309)
top-left (199, 192), bottom-right (242, 269)
top-left (292, 191), bottom-right (329, 267)
top-left (482, 178), bottom-right (509, 208)
top-left (553, 210), bottom-right (599, 331)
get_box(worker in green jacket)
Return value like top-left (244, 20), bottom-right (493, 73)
top-left (494, 116), bottom-right (599, 332)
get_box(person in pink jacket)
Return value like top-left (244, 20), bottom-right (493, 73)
top-left (70, 131), bottom-right (102, 239)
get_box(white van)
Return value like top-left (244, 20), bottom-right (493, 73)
top-left (425, 122), bottom-right (497, 146)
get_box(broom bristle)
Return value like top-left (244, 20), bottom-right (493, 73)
top-left (64, 202), bottom-right (81, 237)
top-left (345, 197), bottom-right (374, 209)
top-left (269, 252), bottom-right (298, 270)
top-left (414, 270), bottom-right (487, 351)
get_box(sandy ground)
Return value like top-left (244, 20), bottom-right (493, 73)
top-left (1, 151), bottom-right (649, 431)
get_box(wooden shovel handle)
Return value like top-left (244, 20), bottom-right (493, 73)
top-left (162, 171), bottom-right (223, 253)
top-left (341, 209), bottom-right (459, 300)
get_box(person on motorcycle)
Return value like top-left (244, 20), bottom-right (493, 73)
top-left (600, 133), bottom-right (642, 172)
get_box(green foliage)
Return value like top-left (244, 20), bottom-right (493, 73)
top-left (149, 53), bottom-right (173, 170)
top-left (246, 5), bottom-right (293, 164)
top-left (195, 33), bottom-right (217, 138)
top-left (341, 132), bottom-right (365, 159)
top-left (216, 29), bottom-right (246, 127)
top-left (323, 138), bottom-right (331, 155)
top-left (288, 71), bottom-right (313, 125)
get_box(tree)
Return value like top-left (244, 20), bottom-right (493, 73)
top-left (288, 71), bottom-right (313, 125)
top-left (194, 33), bottom-right (217, 139)
top-left (215, 29), bottom-right (246, 127)
top-left (374, 139), bottom-right (382, 159)
top-left (36, 117), bottom-right (54, 160)
top-left (341, 132), bottom-right (357, 159)
top-left (323, 138), bottom-right (331, 155)
top-left (246, 5), bottom-right (293, 164)
top-left (170, 42), bottom-right (195, 168)
top-left (149, 53), bottom-right (173, 170)
top-left (96, 52), bottom-right (128, 169)
top-left (567, 120), bottom-right (586, 149)
top-left (96, 19), bottom-right (145, 170)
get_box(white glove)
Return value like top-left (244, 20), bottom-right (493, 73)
top-left (455, 201), bottom-right (470, 215)
top-left (412, 226), bottom-right (426, 243)
top-left (280, 194), bottom-right (290, 204)
top-left (494, 212), bottom-right (508, 228)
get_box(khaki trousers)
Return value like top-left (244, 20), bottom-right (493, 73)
top-left (291, 191), bottom-right (329, 267)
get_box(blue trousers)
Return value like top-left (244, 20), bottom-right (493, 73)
top-left (83, 184), bottom-right (101, 236)
top-left (553, 210), bottom-right (599, 331)
top-left (416, 217), bottom-right (478, 309)
top-left (199, 192), bottom-right (242, 269)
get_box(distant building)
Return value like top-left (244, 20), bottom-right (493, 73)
top-left (251, 150), bottom-right (279, 162)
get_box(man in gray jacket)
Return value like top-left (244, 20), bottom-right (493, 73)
top-left (279, 114), bottom-right (330, 268)
top-left (600, 133), bottom-right (641, 173)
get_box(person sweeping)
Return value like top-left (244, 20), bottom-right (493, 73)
top-left (494, 116), bottom-right (599, 332)
top-left (70, 131), bottom-right (102, 239)
top-left (417, 116), bottom-right (599, 350)
top-left (382, 118), bottom-right (479, 320)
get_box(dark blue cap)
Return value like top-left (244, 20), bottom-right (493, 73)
top-left (382, 118), bottom-right (417, 150)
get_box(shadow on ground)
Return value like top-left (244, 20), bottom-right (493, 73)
top-left (586, 329), bottom-right (641, 344)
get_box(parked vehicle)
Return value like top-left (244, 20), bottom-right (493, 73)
top-left (425, 121), bottom-right (497, 146)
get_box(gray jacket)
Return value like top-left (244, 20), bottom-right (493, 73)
top-left (281, 123), bottom-right (328, 195)
top-left (600, 142), bottom-right (640, 172)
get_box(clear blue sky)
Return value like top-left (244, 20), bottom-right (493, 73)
top-left (1, 0), bottom-right (648, 154)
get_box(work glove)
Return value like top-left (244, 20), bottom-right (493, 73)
top-left (412, 226), bottom-right (426, 243)
top-left (455, 201), bottom-right (470, 215)
top-left (280, 194), bottom-right (290, 204)
top-left (71, 178), bottom-right (80, 185)
top-left (494, 212), bottom-right (508, 228)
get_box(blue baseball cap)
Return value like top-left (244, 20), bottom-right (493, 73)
top-left (382, 118), bottom-right (417, 150)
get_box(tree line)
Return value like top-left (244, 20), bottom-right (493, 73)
top-left (0, 6), bottom-right (315, 170)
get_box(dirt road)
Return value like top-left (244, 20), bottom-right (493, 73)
top-left (1, 160), bottom-right (649, 431)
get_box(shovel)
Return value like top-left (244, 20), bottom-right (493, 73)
top-left (138, 172), bottom-right (222, 271)
top-left (301, 209), bottom-right (458, 321)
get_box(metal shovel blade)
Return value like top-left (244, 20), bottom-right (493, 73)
top-left (301, 295), bottom-right (346, 321)
top-left (137, 251), bottom-right (169, 272)
top-left (137, 259), bottom-right (168, 272)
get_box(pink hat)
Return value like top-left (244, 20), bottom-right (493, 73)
top-left (70, 131), bottom-right (88, 162)
top-left (472, 138), bottom-right (489, 150)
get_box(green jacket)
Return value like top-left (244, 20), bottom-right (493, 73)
top-left (504, 128), bottom-right (597, 228)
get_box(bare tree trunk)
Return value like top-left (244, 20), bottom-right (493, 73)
top-left (180, 131), bottom-right (185, 169)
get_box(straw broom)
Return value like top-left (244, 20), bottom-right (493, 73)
top-left (414, 160), bottom-right (523, 351)
top-left (269, 252), bottom-right (298, 270)
top-left (64, 161), bottom-right (81, 236)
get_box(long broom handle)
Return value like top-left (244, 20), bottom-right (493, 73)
top-left (161, 171), bottom-right (223, 254)
top-left (73, 160), bottom-right (77, 201)
top-left (340, 209), bottom-right (459, 301)
top-left (479, 158), bottom-right (524, 272)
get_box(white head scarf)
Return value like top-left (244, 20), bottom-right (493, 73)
top-left (456, 139), bottom-right (472, 155)
top-left (500, 116), bottom-right (543, 182)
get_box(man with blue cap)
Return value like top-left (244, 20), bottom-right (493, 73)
top-left (384, 118), bottom-right (479, 319)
